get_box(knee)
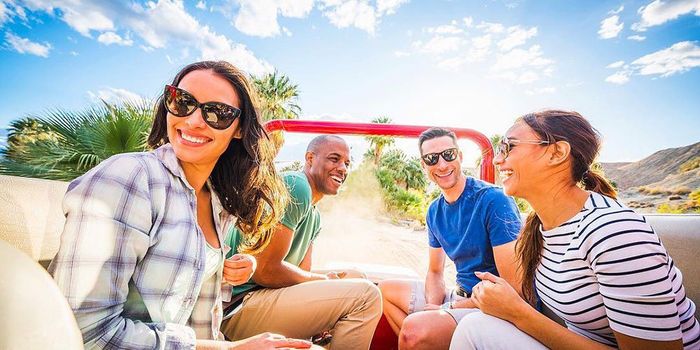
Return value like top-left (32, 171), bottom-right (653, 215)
top-left (451, 312), bottom-right (499, 348)
top-left (399, 314), bottom-right (431, 348)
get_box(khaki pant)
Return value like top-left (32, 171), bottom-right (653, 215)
top-left (221, 278), bottom-right (382, 350)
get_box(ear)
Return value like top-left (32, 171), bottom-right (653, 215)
top-left (305, 151), bottom-right (314, 167)
top-left (548, 140), bottom-right (571, 166)
top-left (231, 126), bottom-right (242, 139)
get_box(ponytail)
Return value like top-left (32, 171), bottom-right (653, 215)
top-left (581, 168), bottom-right (617, 199)
top-left (516, 211), bottom-right (544, 305)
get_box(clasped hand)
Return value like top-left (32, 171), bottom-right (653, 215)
top-left (470, 271), bottom-right (528, 322)
top-left (223, 254), bottom-right (256, 286)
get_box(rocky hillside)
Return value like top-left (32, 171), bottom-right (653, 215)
top-left (602, 142), bottom-right (700, 190)
top-left (601, 141), bottom-right (700, 213)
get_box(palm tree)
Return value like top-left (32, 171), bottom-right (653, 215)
top-left (252, 71), bottom-right (301, 122)
top-left (252, 71), bottom-right (301, 154)
top-left (365, 116), bottom-right (395, 165)
top-left (0, 101), bottom-right (153, 180)
top-left (379, 149), bottom-right (427, 191)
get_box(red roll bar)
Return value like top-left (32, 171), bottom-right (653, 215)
top-left (264, 119), bottom-right (495, 184)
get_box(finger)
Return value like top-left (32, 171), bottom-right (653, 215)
top-left (474, 271), bottom-right (502, 284)
top-left (273, 338), bottom-right (312, 348)
top-left (337, 271), bottom-right (347, 279)
top-left (224, 259), bottom-right (252, 269)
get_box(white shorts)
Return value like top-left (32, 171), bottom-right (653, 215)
top-left (408, 280), bottom-right (478, 323)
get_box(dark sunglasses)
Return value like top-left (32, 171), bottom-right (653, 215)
top-left (163, 85), bottom-right (241, 130)
top-left (421, 148), bottom-right (458, 166)
top-left (496, 137), bottom-right (550, 159)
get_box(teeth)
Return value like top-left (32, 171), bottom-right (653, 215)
top-left (436, 170), bottom-right (453, 178)
top-left (500, 170), bottom-right (513, 178)
top-left (181, 131), bottom-right (208, 144)
top-left (331, 176), bottom-right (343, 184)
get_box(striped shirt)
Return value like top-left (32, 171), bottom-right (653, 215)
top-left (535, 192), bottom-right (699, 348)
top-left (49, 144), bottom-right (234, 350)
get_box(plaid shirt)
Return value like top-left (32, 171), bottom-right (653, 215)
top-left (49, 144), bottom-right (234, 350)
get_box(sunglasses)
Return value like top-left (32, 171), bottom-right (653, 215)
top-left (496, 137), bottom-right (550, 159)
top-left (163, 85), bottom-right (241, 130)
top-left (421, 148), bottom-right (458, 166)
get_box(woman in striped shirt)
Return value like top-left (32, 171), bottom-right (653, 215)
top-left (450, 110), bottom-right (699, 349)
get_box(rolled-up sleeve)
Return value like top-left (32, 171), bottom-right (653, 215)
top-left (49, 155), bottom-right (197, 350)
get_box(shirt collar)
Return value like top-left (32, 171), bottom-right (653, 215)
top-left (155, 144), bottom-right (229, 220)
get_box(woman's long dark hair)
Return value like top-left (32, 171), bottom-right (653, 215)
top-left (516, 110), bottom-right (618, 304)
top-left (148, 61), bottom-right (287, 254)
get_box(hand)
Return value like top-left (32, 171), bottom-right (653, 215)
top-left (223, 254), bottom-right (256, 286)
top-left (324, 271), bottom-right (347, 280)
top-left (422, 303), bottom-right (441, 311)
top-left (470, 271), bottom-right (529, 322)
top-left (229, 332), bottom-right (312, 350)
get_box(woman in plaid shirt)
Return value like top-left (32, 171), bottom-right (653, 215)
top-left (49, 61), bottom-right (312, 349)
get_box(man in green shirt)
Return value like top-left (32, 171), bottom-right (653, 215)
top-left (221, 135), bottom-right (382, 350)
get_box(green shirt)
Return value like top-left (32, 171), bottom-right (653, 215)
top-left (226, 172), bottom-right (321, 295)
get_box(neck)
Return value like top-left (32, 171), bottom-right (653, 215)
top-left (442, 175), bottom-right (467, 203)
top-left (304, 169), bottom-right (324, 205)
top-left (180, 162), bottom-right (215, 194)
top-left (525, 180), bottom-right (589, 230)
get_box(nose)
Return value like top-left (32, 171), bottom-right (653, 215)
top-left (338, 161), bottom-right (348, 174)
top-left (493, 151), bottom-right (504, 166)
top-left (185, 108), bottom-right (207, 129)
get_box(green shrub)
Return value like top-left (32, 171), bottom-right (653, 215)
top-left (679, 157), bottom-right (700, 173)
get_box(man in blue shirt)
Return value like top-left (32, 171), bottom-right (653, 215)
top-left (378, 127), bottom-right (522, 350)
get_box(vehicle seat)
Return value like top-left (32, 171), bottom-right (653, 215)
top-left (0, 239), bottom-right (83, 349)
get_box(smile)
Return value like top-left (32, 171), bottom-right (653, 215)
top-left (179, 130), bottom-right (211, 144)
top-left (435, 170), bottom-right (454, 178)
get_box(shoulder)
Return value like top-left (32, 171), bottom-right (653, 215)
top-left (283, 172), bottom-right (312, 201)
top-left (71, 152), bottom-right (154, 186)
top-left (575, 193), bottom-right (656, 254)
top-left (470, 178), bottom-right (513, 207)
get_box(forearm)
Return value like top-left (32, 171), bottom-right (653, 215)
top-left (512, 306), bottom-right (613, 350)
top-left (452, 297), bottom-right (476, 309)
top-left (425, 272), bottom-right (446, 305)
top-left (253, 261), bottom-right (327, 287)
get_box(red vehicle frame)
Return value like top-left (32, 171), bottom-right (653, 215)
top-left (265, 119), bottom-right (496, 184)
top-left (264, 119), bottom-right (496, 349)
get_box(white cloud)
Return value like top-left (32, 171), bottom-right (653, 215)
top-left (426, 22), bottom-right (463, 35)
top-left (632, 40), bottom-right (700, 77)
top-left (413, 36), bottom-right (463, 55)
top-left (605, 41), bottom-right (700, 84)
top-left (606, 60), bottom-right (625, 68)
top-left (97, 31), bottom-right (133, 46)
top-left (497, 25), bottom-right (537, 51)
top-left (87, 87), bottom-right (144, 104)
top-left (0, 2), bottom-right (9, 26)
top-left (233, 0), bottom-right (314, 37)
top-left (5, 32), bottom-right (51, 57)
top-left (628, 34), bottom-right (646, 41)
top-left (598, 14), bottom-right (623, 39)
top-left (394, 50), bottom-right (410, 57)
top-left (605, 70), bottom-right (631, 84)
top-left (15, 0), bottom-right (272, 76)
top-left (476, 21), bottom-right (504, 33)
top-left (525, 87), bottom-right (556, 95)
top-left (609, 5), bottom-right (624, 14)
top-left (633, 0), bottom-right (700, 31)
top-left (70, 51), bottom-right (79, 56)
top-left (492, 45), bottom-right (553, 71)
top-left (376, 0), bottom-right (409, 15)
top-left (321, 0), bottom-right (377, 34)
top-left (407, 18), bottom-right (554, 82)
top-left (196, 1), bottom-right (206, 10)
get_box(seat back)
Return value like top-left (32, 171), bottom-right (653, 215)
top-left (0, 175), bottom-right (68, 268)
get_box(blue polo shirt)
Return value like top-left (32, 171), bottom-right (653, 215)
top-left (427, 177), bottom-right (521, 293)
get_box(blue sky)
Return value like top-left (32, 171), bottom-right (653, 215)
top-left (0, 0), bottom-right (699, 164)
